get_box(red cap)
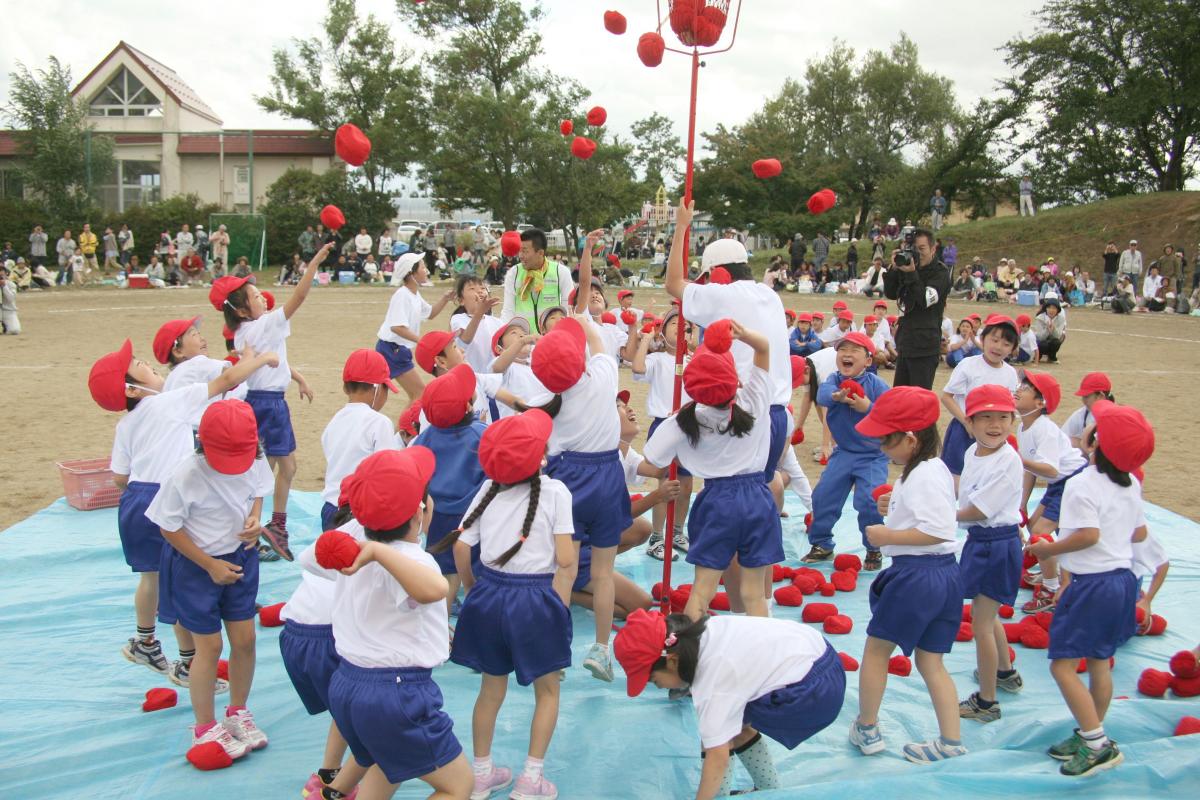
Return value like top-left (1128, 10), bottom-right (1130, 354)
top-left (836, 310), bottom-right (854, 322)
top-left (478, 409), bottom-right (553, 484)
top-left (342, 348), bottom-right (399, 392)
top-left (790, 355), bottom-right (807, 389)
top-left (874, 300), bottom-right (887, 309)
top-left (886, 315), bottom-right (898, 325)
top-left (833, 300), bottom-right (848, 311)
top-left (198, 399), bottom-right (260, 475)
top-left (837, 331), bottom-right (876, 356)
top-left (710, 266), bottom-right (732, 285)
top-left (617, 389), bottom-right (630, 405)
top-left (261, 290), bottom-right (275, 311)
top-left (812, 311), bottom-right (825, 320)
top-left (612, 608), bottom-right (669, 697)
top-left (796, 312), bottom-right (813, 323)
top-left (531, 317), bottom-right (587, 393)
top-left (982, 314), bottom-right (1018, 336)
top-left (601, 311), bottom-right (617, 325)
top-left (1075, 372), bottom-right (1112, 397)
top-left (785, 308), bottom-right (797, 321)
top-left (683, 348), bottom-right (739, 407)
top-left (415, 330), bottom-right (457, 375)
top-left (88, 339), bottom-right (135, 412)
top-left (968, 313), bottom-right (982, 321)
top-left (209, 276), bottom-right (251, 311)
top-left (855, 386), bottom-right (940, 438)
top-left (1023, 369), bottom-right (1061, 414)
top-left (617, 289), bottom-right (634, 301)
top-left (1093, 401), bottom-right (1154, 473)
top-left (863, 315), bottom-right (878, 325)
top-left (397, 400), bottom-right (422, 436)
top-left (965, 384), bottom-right (1016, 417)
top-left (421, 364), bottom-right (476, 427)
top-left (348, 447), bottom-right (436, 530)
top-left (152, 317), bottom-right (200, 365)
top-left (1015, 314), bottom-right (1032, 327)
top-left (492, 316), bottom-right (530, 356)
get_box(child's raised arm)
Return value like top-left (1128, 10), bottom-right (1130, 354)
top-left (207, 343), bottom-right (278, 398)
top-left (343, 540), bottom-right (450, 605)
top-left (730, 321), bottom-right (769, 373)
top-left (575, 228), bottom-right (605, 314)
top-left (283, 242), bottom-right (334, 319)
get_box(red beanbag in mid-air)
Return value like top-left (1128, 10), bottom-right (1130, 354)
top-left (752, 158), bottom-right (782, 179)
top-left (320, 205), bottom-right (345, 231)
top-left (571, 137), bottom-right (598, 160)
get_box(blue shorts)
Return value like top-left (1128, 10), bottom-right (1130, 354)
top-left (1047, 568), bottom-right (1137, 660)
top-left (867, 554), bottom-right (962, 656)
top-left (320, 502), bottom-right (338, 532)
top-left (1012, 349), bottom-right (1033, 364)
top-left (687, 473), bottom-right (784, 570)
top-left (245, 389), bottom-right (295, 457)
top-left (158, 545), bottom-right (260, 635)
top-left (375, 339), bottom-right (415, 378)
top-left (764, 404), bottom-right (788, 482)
top-left (743, 645), bottom-right (847, 749)
top-left (573, 545), bottom-right (592, 593)
top-left (328, 662), bottom-right (463, 784)
top-left (425, 509), bottom-right (463, 575)
top-left (279, 621), bottom-right (339, 715)
top-left (648, 418), bottom-right (691, 477)
top-left (940, 418), bottom-right (972, 476)
top-left (118, 481), bottom-right (163, 572)
top-left (450, 566), bottom-right (572, 686)
top-left (545, 449), bottom-right (631, 549)
top-left (960, 525), bottom-right (1022, 605)
top-left (1037, 464), bottom-right (1086, 522)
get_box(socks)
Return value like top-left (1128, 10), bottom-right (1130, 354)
top-left (1043, 576), bottom-right (1060, 592)
top-left (1080, 726), bottom-right (1108, 750)
top-left (178, 648), bottom-right (196, 664)
top-left (521, 756), bottom-right (544, 782)
top-left (317, 767), bottom-right (340, 785)
top-left (473, 756), bottom-right (493, 777)
top-left (974, 694), bottom-right (996, 709)
top-left (225, 704), bottom-right (246, 717)
top-left (136, 625), bottom-right (156, 643)
top-left (939, 736), bottom-right (963, 748)
top-left (734, 733), bottom-right (780, 790)
top-left (320, 789), bottom-right (349, 800)
top-left (270, 511), bottom-right (288, 532)
top-left (997, 668), bottom-right (1016, 679)
top-left (194, 721), bottom-right (217, 737)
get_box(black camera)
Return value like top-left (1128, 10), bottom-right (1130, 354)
top-left (893, 230), bottom-right (916, 266)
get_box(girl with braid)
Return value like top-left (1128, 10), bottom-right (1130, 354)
top-left (430, 410), bottom-right (576, 800)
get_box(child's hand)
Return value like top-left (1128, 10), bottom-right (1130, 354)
top-left (865, 525), bottom-right (889, 547)
top-left (585, 228), bottom-right (606, 246)
top-left (340, 541), bottom-right (378, 576)
top-left (1135, 597), bottom-right (1153, 634)
top-left (675, 198), bottom-right (695, 228)
top-left (316, 242), bottom-right (335, 258)
top-left (875, 493), bottom-right (891, 516)
top-left (656, 479), bottom-right (682, 503)
top-left (479, 297), bottom-right (501, 314)
top-left (441, 289), bottom-right (456, 303)
top-left (728, 320), bottom-right (748, 340)
top-left (848, 394), bottom-right (870, 413)
top-left (520, 333), bottom-right (538, 347)
top-left (207, 559), bottom-right (244, 585)
top-left (239, 516), bottom-right (262, 547)
top-left (1025, 538), bottom-right (1053, 560)
top-left (297, 377), bottom-right (314, 403)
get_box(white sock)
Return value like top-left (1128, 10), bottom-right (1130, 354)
top-left (473, 756), bottom-right (493, 777)
top-left (522, 756), bottom-right (544, 781)
top-left (1080, 726), bottom-right (1107, 750)
top-left (1043, 576), bottom-right (1060, 592)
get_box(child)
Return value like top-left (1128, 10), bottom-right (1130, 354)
top-left (1062, 372), bottom-right (1113, 451)
top-left (376, 252), bottom-right (455, 401)
top-left (862, 315), bottom-right (896, 370)
top-left (615, 288), bottom-right (643, 336)
top-left (416, 328), bottom-right (521, 423)
top-left (811, 311), bottom-right (826, 338)
top-left (450, 274), bottom-right (504, 375)
top-left (819, 309), bottom-right (854, 346)
top-left (1012, 314), bottom-right (1039, 364)
top-left (214, 242), bottom-right (331, 560)
top-left (939, 314), bottom-right (1020, 480)
top-left (1015, 370), bottom-right (1088, 613)
top-left (320, 448), bottom-right (473, 799)
top-left (155, 317), bottom-right (249, 427)
top-left (537, 305), bottom-right (566, 334)
top-left (789, 312), bottom-right (822, 357)
top-left (146, 400), bottom-right (276, 759)
top-left (1025, 401), bottom-right (1154, 776)
top-left (640, 321), bottom-right (783, 618)
top-left (944, 319), bottom-right (979, 367)
top-left (490, 316), bottom-right (552, 417)
top-left (432, 410), bottom-right (576, 800)
top-left (801, 333), bottom-right (890, 570)
top-left (0, 266), bottom-right (19, 334)
top-left (88, 338), bottom-right (276, 687)
top-left (871, 300), bottom-right (891, 339)
top-left (955, 385), bottom-right (1026, 723)
top-left (631, 306), bottom-right (695, 561)
top-left (851, 386), bottom-right (965, 763)
top-left (614, 610), bottom-right (846, 797)
top-left (320, 349), bottom-right (401, 531)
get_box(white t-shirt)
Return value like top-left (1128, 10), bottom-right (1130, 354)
top-left (451, 312), bottom-right (506, 374)
top-left (943, 355), bottom-right (1018, 411)
top-left (1019, 330), bottom-right (1038, 355)
top-left (1061, 406), bottom-right (1092, 441)
top-left (941, 317), bottom-right (954, 341)
top-left (546, 353), bottom-right (621, 456)
top-left (882, 458), bottom-right (959, 556)
top-left (145, 454), bottom-right (274, 556)
top-left (287, 520), bottom-right (366, 625)
top-left (1142, 274), bottom-right (1163, 299)
top-left (321, 403), bottom-right (401, 505)
top-left (1057, 466), bottom-right (1145, 575)
top-left (110, 384), bottom-right (210, 484)
top-left (1130, 531), bottom-right (1167, 579)
top-left (689, 616), bottom-right (827, 748)
top-left (233, 308), bottom-right (291, 392)
top-left (458, 476), bottom-right (574, 574)
top-left (377, 287), bottom-right (432, 344)
top-left (622, 447), bottom-right (647, 487)
top-left (958, 444), bottom-right (1023, 528)
top-left (354, 233), bottom-right (372, 255)
top-left (615, 306), bottom-right (644, 335)
top-left (683, 281), bottom-right (791, 405)
top-left (163, 356), bottom-right (249, 427)
top-left (329, 539), bottom-right (450, 669)
top-left (595, 322), bottom-right (628, 362)
top-left (496, 361), bottom-right (553, 418)
top-left (867, 328), bottom-right (891, 353)
top-left (808, 346), bottom-right (839, 384)
top-left (1018, 415), bottom-right (1088, 480)
top-left (643, 365), bottom-right (771, 479)
top-left (818, 324), bottom-right (852, 345)
top-left (633, 351), bottom-right (692, 419)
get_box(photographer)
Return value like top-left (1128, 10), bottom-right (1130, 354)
top-left (883, 227), bottom-right (950, 389)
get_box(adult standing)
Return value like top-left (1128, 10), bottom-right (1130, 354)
top-left (930, 189), bottom-right (947, 231)
top-left (78, 223), bottom-right (99, 274)
top-left (1157, 244), bottom-right (1181, 294)
top-left (500, 228), bottom-right (574, 330)
top-left (1019, 175), bottom-right (1035, 217)
top-left (812, 231), bottom-right (830, 272)
top-left (102, 226), bottom-right (120, 272)
top-left (209, 224), bottom-right (230, 275)
top-left (353, 227), bottom-right (372, 272)
top-left (883, 227), bottom-right (950, 389)
top-left (28, 225), bottom-right (48, 268)
top-left (422, 226), bottom-right (438, 273)
top-left (846, 238), bottom-right (859, 279)
top-left (118, 223), bottom-right (135, 267)
top-left (377, 227), bottom-right (393, 263)
top-left (297, 224), bottom-right (317, 263)
top-left (1117, 239), bottom-right (1142, 292)
top-left (789, 233), bottom-right (807, 273)
top-left (194, 224), bottom-right (209, 263)
top-left (174, 224), bottom-right (194, 270)
top-left (55, 228), bottom-right (76, 285)
top-left (1101, 241), bottom-right (1120, 297)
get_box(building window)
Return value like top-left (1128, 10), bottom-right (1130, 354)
top-left (89, 68), bottom-right (162, 118)
top-left (0, 169), bottom-right (24, 200)
top-left (97, 160), bottom-right (161, 212)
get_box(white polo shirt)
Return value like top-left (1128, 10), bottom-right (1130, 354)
top-left (451, 312), bottom-right (506, 374)
top-left (622, 447), bottom-right (647, 487)
top-left (377, 287), bottom-right (432, 344)
top-left (1130, 531), bottom-right (1167, 580)
top-left (111, 384), bottom-right (210, 484)
top-left (958, 444), bottom-right (1023, 528)
top-left (546, 353), bottom-right (621, 456)
top-left (321, 403), bottom-right (401, 505)
top-left (633, 351), bottom-right (691, 419)
top-left (882, 458), bottom-right (959, 556)
top-left (287, 520), bottom-right (366, 625)
top-left (943, 355), bottom-right (1018, 412)
top-left (1057, 466), bottom-right (1144, 575)
top-left (234, 308), bottom-right (291, 392)
top-left (458, 476), bottom-right (574, 574)
top-left (163, 356), bottom-right (249, 427)
top-left (1018, 415), bottom-right (1087, 480)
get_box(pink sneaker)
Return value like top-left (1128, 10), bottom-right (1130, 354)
top-left (510, 774), bottom-right (558, 800)
top-left (470, 765), bottom-right (512, 800)
top-left (302, 773), bottom-right (359, 800)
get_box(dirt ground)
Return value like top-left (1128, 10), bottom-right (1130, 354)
top-left (2, 280), bottom-right (1198, 531)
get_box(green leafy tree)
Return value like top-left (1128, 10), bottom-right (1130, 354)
top-left (629, 112), bottom-right (686, 193)
top-left (4, 57), bottom-right (114, 222)
top-left (257, 0), bottom-right (424, 192)
top-left (259, 167), bottom-right (395, 264)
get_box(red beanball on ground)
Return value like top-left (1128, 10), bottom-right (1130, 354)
top-left (801, 602), bottom-right (838, 623)
top-left (839, 652), bottom-right (859, 671)
top-left (888, 655), bottom-right (912, 676)
top-left (1137, 668), bottom-right (1172, 697)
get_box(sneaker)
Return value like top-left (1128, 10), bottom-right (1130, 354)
top-left (958, 692), bottom-right (1001, 723)
top-left (671, 529), bottom-right (689, 554)
top-left (1020, 567), bottom-right (1043, 587)
top-left (645, 532), bottom-right (677, 562)
top-left (122, 637), bottom-right (170, 674)
top-left (1021, 586), bottom-right (1056, 614)
top-left (1047, 729), bottom-right (1084, 761)
top-left (903, 737), bottom-right (968, 764)
top-left (509, 774), bottom-right (558, 800)
top-left (471, 766), bottom-right (512, 800)
top-left (801, 544), bottom-right (835, 564)
top-left (168, 659), bottom-right (230, 693)
top-left (303, 775), bottom-right (357, 799)
top-left (223, 708), bottom-right (269, 750)
top-left (258, 543), bottom-right (282, 562)
top-left (582, 643), bottom-right (614, 682)
top-left (193, 721), bottom-right (249, 760)
top-left (260, 521), bottom-right (294, 561)
top-left (863, 550), bottom-right (884, 571)
top-left (849, 720), bottom-right (886, 755)
top-left (972, 668), bottom-right (1024, 694)
top-left (1060, 740), bottom-right (1123, 777)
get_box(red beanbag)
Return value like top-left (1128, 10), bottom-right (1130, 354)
top-left (1007, 434), bottom-right (1020, 452)
top-left (1009, 646), bottom-right (1017, 664)
top-left (961, 604), bottom-right (973, 622)
top-left (1032, 611), bottom-right (1055, 631)
top-left (888, 655), bottom-right (912, 676)
top-left (1138, 668), bottom-right (1172, 697)
top-left (805, 512), bottom-right (814, 527)
top-left (651, 582), bottom-right (666, 601)
top-left (586, 106), bottom-right (607, 127)
top-left (500, 230), bottom-right (521, 257)
top-left (1170, 674), bottom-right (1200, 698)
top-left (703, 318), bottom-right (734, 354)
top-left (1176, 716), bottom-right (1200, 736)
top-left (319, 204), bottom-right (345, 231)
top-left (790, 428), bottom-right (805, 445)
top-left (315, 529), bottom-right (360, 570)
top-left (833, 554), bottom-right (862, 573)
top-left (670, 584), bottom-right (692, 613)
top-left (773, 585), bottom-right (804, 607)
top-left (601, 311), bottom-right (617, 325)
top-left (1077, 656), bottom-right (1114, 674)
top-left (819, 582), bottom-right (837, 597)
top-left (794, 566), bottom-right (825, 583)
top-left (559, 119), bottom-right (573, 136)
top-left (998, 605), bottom-right (1015, 619)
top-left (823, 614), bottom-right (853, 634)
top-left (956, 622), bottom-right (974, 642)
top-left (571, 136), bottom-right (597, 160)
top-left (1147, 614), bottom-right (1167, 636)
top-left (603, 10), bottom-right (627, 35)
top-left (792, 574), bottom-right (820, 595)
top-left (142, 687), bottom-right (178, 712)
top-left (621, 309), bottom-right (637, 325)
top-left (258, 602), bottom-right (284, 627)
top-left (709, 592), bottom-right (731, 611)
top-left (1170, 650), bottom-right (1200, 679)
top-left (751, 158), bottom-right (782, 179)
top-left (1020, 625), bottom-right (1049, 649)
top-left (216, 658), bottom-right (229, 681)
top-left (839, 652), bottom-right (859, 672)
top-left (187, 741), bottom-right (234, 771)
top-left (801, 602), bottom-right (838, 623)
top-left (637, 32), bottom-right (666, 68)
top-left (771, 564), bottom-right (790, 583)
top-left (839, 379), bottom-right (865, 399)
top-left (831, 571), bottom-right (857, 592)
top-left (871, 484), bottom-right (892, 502)
top-left (1003, 622), bottom-right (1024, 643)
top-left (334, 123), bottom-right (372, 166)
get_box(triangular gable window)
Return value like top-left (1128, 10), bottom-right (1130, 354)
top-left (89, 67), bottom-right (161, 117)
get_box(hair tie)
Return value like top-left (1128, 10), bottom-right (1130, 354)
top-left (664, 632), bottom-right (678, 648)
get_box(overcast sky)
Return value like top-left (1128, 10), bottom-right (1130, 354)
top-left (1, 0), bottom-right (1047, 168)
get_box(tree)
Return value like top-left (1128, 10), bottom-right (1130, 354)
top-left (257, 0), bottom-right (424, 191)
top-left (629, 112), bottom-right (686, 192)
top-left (259, 167), bottom-right (395, 264)
top-left (4, 57), bottom-right (114, 221)
top-left (1004, 0), bottom-right (1200, 202)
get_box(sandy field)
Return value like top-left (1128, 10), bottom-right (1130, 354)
top-left (2, 280), bottom-right (1198, 531)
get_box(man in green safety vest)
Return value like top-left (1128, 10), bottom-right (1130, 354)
top-left (501, 228), bottom-right (576, 329)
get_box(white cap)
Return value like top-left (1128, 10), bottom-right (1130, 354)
top-left (392, 252), bottom-right (424, 283)
top-left (701, 238), bottom-right (748, 270)
top-left (1130, 239), bottom-right (1137, 245)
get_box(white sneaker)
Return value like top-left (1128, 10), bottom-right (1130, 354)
top-left (168, 660), bottom-right (230, 693)
top-left (671, 529), bottom-right (689, 554)
top-left (222, 708), bottom-right (269, 750)
top-left (194, 721), bottom-right (249, 760)
top-left (849, 719), bottom-right (886, 755)
top-left (582, 643), bottom-right (614, 682)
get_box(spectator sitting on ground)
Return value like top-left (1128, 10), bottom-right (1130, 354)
top-left (859, 256), bottom-right (887, 297)
top-left (380, 255), bottom-right (394, 283)
top-left (9, 258), bottom-right (31, 291)
top-left (1112, 276), bottom-right (1137, 313)
top-left (1077, 270), bottom-right (1096, 303)
top-left (180, 248), bottom-right (206, 285)
top-left (950, 268), bottom-right (975, 300)
top-left (363, 253), bottom-right (382, 283)
top-left (231, 256), bottom-right (253, 279)
top-left (163, 255), bottom-right (183, 286)
top-left (978, 272), bottom-right (999, 303)
top-left (815, 264), bottom-right (834, 293)
top-left (1034, 298), bottom-right (1067, 361)
top-left (31, 262), bottom-right (53, 289)
top-left (1063, 274), bottom-right (1085, 307)
top-left (144, 256), bottom-right (166, 288)
top-left (1141, 264), bottom-right (1166, 311)
top-left (279, 253), bottom-right (302, 285)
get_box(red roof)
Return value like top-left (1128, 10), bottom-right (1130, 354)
top-left (0, 131), bottom-right (160, 157)
top-left (177, 131), bottom-right (333, 157)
